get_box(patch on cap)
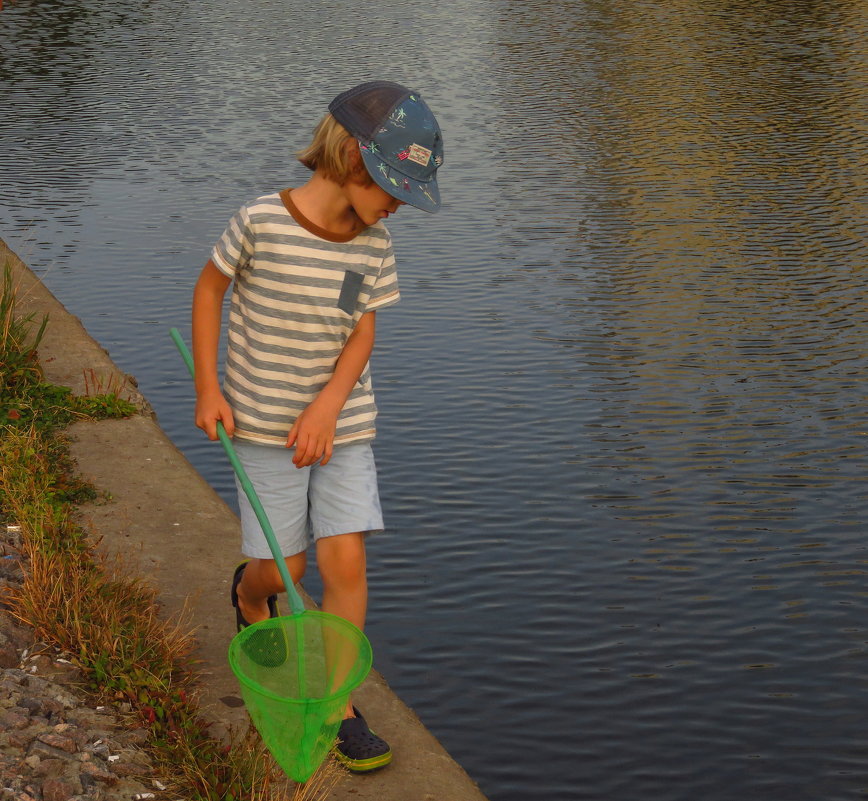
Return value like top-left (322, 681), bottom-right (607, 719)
top-left (405, 143), bottom-right (432, 167)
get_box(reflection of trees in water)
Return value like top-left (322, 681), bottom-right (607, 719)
top-left (489, 0), bottom-right (866, 321)
top-left (487, 0), bottom-right (867, 510)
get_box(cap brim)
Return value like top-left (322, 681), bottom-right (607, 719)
top-left (359, 145), bottom-right (441, 213)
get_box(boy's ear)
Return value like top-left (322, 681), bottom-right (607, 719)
top-left (344, 138), bottom-right (362, 166)
top-left (344, 140), bottom-right (372, 184)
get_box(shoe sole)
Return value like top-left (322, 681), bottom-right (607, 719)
top-left (334, 748), bottom-right (393, 773)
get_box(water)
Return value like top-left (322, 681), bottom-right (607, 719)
top-left (2, 1), bottom-right (867, 799)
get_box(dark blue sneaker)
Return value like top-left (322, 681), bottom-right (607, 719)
top-left (335, 707), bottom-right (392, 772)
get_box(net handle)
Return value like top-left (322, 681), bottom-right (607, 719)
top-left (170, 328), bottom-right (305, 615)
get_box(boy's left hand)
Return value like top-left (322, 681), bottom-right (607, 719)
top-left (286, 400), bottom-right (338, 467)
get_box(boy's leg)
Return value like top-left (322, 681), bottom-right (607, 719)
top-left (236, 553), bottom-right (307, 624)
top-left (316, 532), bottom-right (367, 633)
top-left (309, 446), bottom-right (391, 769)
top-left (318, 533), bottom-right (392, 772)
top-left (317, 532), bottom-right (367, 720)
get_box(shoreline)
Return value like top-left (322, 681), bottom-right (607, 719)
top-left (2, 237), bottom-right (488, 801)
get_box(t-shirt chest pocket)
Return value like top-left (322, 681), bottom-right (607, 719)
top-left (337, 269), bottom-right (365, 315)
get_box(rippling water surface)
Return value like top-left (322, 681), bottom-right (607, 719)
top-left (2, 2), bottom-right (867, 799)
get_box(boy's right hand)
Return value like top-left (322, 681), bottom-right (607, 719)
top-left (195, 391), bottom-right (235, 440)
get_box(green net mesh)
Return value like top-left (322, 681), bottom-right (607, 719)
top-left (228, 611), bottom-right (373, 782)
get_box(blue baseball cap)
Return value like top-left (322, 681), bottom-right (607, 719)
top-left (328, 81), bottom-right (444, 213)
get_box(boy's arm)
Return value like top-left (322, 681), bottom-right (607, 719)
top-left (287, 310), bottom-right (376, 467)
top-left (192, 259), bottom-right (235, 440)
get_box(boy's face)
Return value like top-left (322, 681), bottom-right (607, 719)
top-left (344, 178), bottom-right (405, 226)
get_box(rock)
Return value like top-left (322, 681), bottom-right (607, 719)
top-left (0, 556), bottom-right (23, 582)
top-left (0, 634), bottom-right (19, 668)
top-left (18, 697), bottom-right (43, 714)
top-left (1, 708), bottom-right (30, 729)
top-left (80, 761), bottom-right (117, 785)
top-left (110, 760), bottom-right (150, 778)
top-left (28, 741), bottom-right (76, 762)
top-left (34, 757), bottom-right (66, 778)
top-left (78, 769), bottom-right (97, 792)
top-left (89, 743), bottom-right (110, 760)
top-left (8, 730), bottom-right (34, 749)
top-left (119, 728), bottom-right (149, 746)
top-left (37, 733), bottom-right (77, 754)
top-left (41, 778), bottom-right (77, 801)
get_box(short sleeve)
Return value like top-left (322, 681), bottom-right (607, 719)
top-left (211, 204), bottom-right (254, 278)
top-left (365, 239), bottom-right (400, 311)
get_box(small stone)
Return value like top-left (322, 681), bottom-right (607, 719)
top-left (18, 697), bottom-right (42, 714)
top-left (41, 698), bottom-right (65, 716)
top-left (80, 761), bottom-right (117, 785)
top-left (61, 727), bottom-right (88, 749)
top-left (1, 709), bottom-right (30, 729)
top-left (38, 733), bottom-right (77, 753)
top-left (8, 731), bottom-right (33, 748)
top-left (0, 557), bottom-right (23, 581)
top-left (41, 778), bottom-right (76, 801)
top-left (34, 757), bottom-right (65, 777)
top-left (5, 668), bottom-right (29, 685)
top-left (111, 760), bottom-right (149, 778)
top-left (90, 743), bottom-right (110, 759)
top-left (78, 770), bottom-right (96, 792)
top-left (29, 654), bottom-right (53, 672)
top-left (29, 740), bottom-right (75, 762)
top-left (121, 728), bottom-right (149, 746)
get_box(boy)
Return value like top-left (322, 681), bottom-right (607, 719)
top-left (191, 81), bottom-right (443, 772)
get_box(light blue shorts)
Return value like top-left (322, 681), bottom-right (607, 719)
top-left (233, 440), bottom-right (384, 559)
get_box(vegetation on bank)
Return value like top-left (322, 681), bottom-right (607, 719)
top-left (0, 263), bottom-right (341, 800)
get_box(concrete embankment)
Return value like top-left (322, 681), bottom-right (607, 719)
top-left (3, 238), bottom-right (488, 801)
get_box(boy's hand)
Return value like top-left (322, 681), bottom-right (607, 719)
top-left (195, 390), bottom-right (235, 440)
top-left (286, 399), bottom-right (338, 468)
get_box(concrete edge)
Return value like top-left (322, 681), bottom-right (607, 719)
top-left (2, 238), bottom-right (489, 801)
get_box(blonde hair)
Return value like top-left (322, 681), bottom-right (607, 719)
top-left (296, 113), bottom-right (372, 186)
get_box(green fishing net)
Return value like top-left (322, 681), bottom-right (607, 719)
top-left (228, 611), bottom-right (372, 782)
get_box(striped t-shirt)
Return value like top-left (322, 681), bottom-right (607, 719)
top-left (210, 190), bottom-right (400, 447)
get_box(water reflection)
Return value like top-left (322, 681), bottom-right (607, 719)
top-left (1, 1), bottom-right (867, 799)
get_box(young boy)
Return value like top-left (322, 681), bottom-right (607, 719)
top-left (191, 81), bottom-right (443, 772)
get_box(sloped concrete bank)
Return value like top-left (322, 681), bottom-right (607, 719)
top-left (3, 239), bottom-right (488, 801)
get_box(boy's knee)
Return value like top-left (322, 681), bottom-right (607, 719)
top-left (283, 552), bottom-right (307, 585)
top-left (246, 554), bottom-right (306, 595)
top-left (318, 533), bottom-right (366, 586)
